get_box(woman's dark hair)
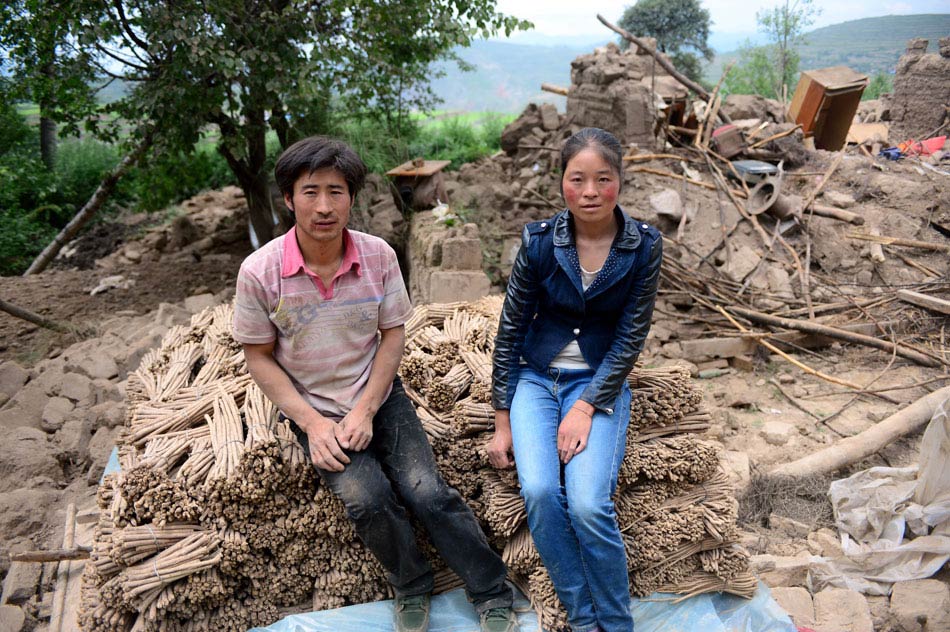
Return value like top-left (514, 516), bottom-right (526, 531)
top-left (560, 127), bottom-right (624, 191)
top-left (274, 136), bottom-right (367, 200)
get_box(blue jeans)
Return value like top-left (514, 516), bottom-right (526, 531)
top-left (289, 377), bottom-right (512, 614)
top-left (510, 367), bottom-right (633, 632)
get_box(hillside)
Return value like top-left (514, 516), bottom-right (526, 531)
top-left (428, 39), bottom-right (598, 113)
top-left (704, 14), bottom-right (950, 82)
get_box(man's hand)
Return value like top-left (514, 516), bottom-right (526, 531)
top-left (557, 402), bottom-right (594, 465)
top-left (337, 405), bottom-right (374, 452)
top-left (488, 410), bottom-right (515, 469)
top-left (300, 414), bottom-right (351, 472)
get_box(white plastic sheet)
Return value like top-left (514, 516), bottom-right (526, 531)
top-left (808, 397), bottom-right (950, 595)
top-left (251, 584), bottom-right (796, 632)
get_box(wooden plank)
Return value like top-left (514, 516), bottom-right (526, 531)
top-left (897, 290), bottom-right (950, 316)
top-left (385, 159), bottom-right (451, 177)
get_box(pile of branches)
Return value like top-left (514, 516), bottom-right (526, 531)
top-left (79, 299), bottom-right (753, 632)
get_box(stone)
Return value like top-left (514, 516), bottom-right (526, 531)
top-left (0, 605), bottom-right (25, 632)
top-left (769, 513), bottom-right (811, 538)
top-left (751, 554), bottom-right (813, 587)
top-left (428, 271), bottom-right (490, 303)
top-left (725, 391), bottom-right (753, 408)
top-left (941, 36), bottom-right (950, 58)
top-left (721, 93), bottom-right (785, 123)
top-left (59, 372), bottom-right (93, 403)
top-left (762, 421), bottom-right (795, 446)
top-left (55, 416), bottom-right (93, 466)
top-left (441, 237), bottom-right (483, 271)
top-left (824, 190), bottom-right (856, 208)
top-left (771, 586), bottom-right (815, 629)
top-left (720, 244), bottom-right (762, 282)
top-left (766, 265), bottom-right (796, 301)
top-left (0, 490), bottom-right (60, 543)
top-left (40, 397), bottom-right (74, 433)
top-left (722, 450), bottom-right (751, 491)
top-left (0, 428), bottom-right (62, 492)
top-left (0, 562), bottom-right (40, 605)
top-left (777, 373), bottom-right (796, 384)
top-left (806, 528), bottom-right (843, 558)
top-left (154, 302), bottom-right (191, 327)
top-left (123, 244), bottom-right (142, 263)
top-left (168, 214), bottom-right (202, 250)
top-left (539, 103), bottom-right (559, 131)
top-left (67, 352), bottom-right (119, 381)
top-left (814, 587), bottom-right (873, 632)
top-left (0, 362), bottom-right (29, 407)
top-left (649, 189), bottom-right (683, 220)
top-left (889, 579), bottom-right (950, 632)
top-left (183, 293), bottom-right (217, 314)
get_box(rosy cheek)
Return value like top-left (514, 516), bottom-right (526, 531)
top-left (563, 186), bottom-right (580, 207)
top-left (602, 181), bottom-right (620, 201)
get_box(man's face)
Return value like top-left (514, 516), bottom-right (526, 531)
top-left (284, 168), bottom-right (351, 246)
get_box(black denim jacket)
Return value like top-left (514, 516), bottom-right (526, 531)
top-left (491, 206), bottom-right (662, 414)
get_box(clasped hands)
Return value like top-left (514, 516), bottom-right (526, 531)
top-left (299, 405), bottom-right (374, 472)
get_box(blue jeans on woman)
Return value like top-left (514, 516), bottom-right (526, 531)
top-left (509, 367), bottom-right (633, 632)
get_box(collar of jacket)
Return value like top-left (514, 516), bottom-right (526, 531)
top-left (551, 205), bottom-right (642, 251)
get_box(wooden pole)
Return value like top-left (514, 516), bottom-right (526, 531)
top-left (541, 83), bottom-right (569, 97)
top-left (10, 547), bottom-right (91, 563)
top-left (0, 297), bottom-right (73, 333)
top-left (770, 386), bottom-right (950, 478)
top-left (728, 305), bottom-right (945, 368)
top-left (846, 232), bottom-right (950, 254)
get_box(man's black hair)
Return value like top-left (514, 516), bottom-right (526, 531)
top-left (274, 136), bottom-right (367, 201)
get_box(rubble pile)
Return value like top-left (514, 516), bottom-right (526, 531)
top-left (78, 299), bottom-right (752, 632)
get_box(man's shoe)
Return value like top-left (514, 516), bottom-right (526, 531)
top-left (479, 606), bottom-right (519, 632)
top-left (394, 593), bottom-right (430, 632)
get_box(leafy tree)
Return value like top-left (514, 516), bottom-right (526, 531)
top-left (617, 0), bottom-right (713, 82)
top-left (49, 0), bottom-right (529, 245)
top-left (863, 72), bottom-right (893, 101)
top-left (725, 0), bottom-right (820, 100)
top-left (0, 1), bottom-right (99, 169)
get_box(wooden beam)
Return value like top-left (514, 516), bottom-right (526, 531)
top-left (10, 547), bottom-right (91, 563)
top-left (540, 83), bottom-right (569, 96)
top-left (847, 232), bottom-right (950, 254)
top-left (897, 290), bottom-right (950, 316)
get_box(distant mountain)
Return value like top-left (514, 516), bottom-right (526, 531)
top-left (428, 39), bottom-right (598, 114)
top-left (704, 14), bottom-right (950, 82)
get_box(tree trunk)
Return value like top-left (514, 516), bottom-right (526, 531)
top-left (39, 115), bottom-right (57, 170)
top-left (24, 133), bottom-right (152, 275)
top-left (240, 171), bottom-right (277, 247)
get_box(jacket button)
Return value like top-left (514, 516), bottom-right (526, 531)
top-left (642, 223), bottom-right (648, 228)
top-left (606, 408), bottom-right (613, 414)
top-left (541, 222), bottom-right (547, 228)
top-left (573, 328), bottom-right (580, 335)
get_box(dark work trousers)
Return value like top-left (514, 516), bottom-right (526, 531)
top-left (289, 376), bottom-right (512, 614)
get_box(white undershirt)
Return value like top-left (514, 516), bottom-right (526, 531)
top-left (549, 264), bottom-right (600, 369)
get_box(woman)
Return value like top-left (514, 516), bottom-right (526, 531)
top-left (488, 127), bottom-right (662, 632)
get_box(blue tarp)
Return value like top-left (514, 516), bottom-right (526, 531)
top-left (252, 583), bottom-right (797, 632)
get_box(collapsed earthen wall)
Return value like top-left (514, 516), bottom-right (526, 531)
top-left (566, 41), bottom-right (670, 148)
top-left (886, 37), bottom-right (950, 141)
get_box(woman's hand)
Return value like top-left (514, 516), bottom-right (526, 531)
top-left (488, 410), bottom-right (516, 469)
top-left (558, 402), bottom-right (595, 464)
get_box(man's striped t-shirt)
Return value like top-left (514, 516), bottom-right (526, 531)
top-left (232, 226), bottom-right (412, 420)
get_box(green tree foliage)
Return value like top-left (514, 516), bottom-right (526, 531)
top-left (617, 0), bottom-right (713, 82)
top-left (863, 72), bottom-right (893, 101)
top-left (39, 0), bottom-right (529, 244)
top-left (0, 1), bottom-right (99, 166)
top-left (723, 0), bottom-right (820, 100)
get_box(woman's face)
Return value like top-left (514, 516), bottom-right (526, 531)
top-left (561, 147), bottom-right (620, 228)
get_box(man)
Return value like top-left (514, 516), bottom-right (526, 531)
top-left (232, 136), bottom-right (517, 632)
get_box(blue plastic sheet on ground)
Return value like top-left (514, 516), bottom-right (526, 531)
top-left (251, 583), bottom-right (796, 632)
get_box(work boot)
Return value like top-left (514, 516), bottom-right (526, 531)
top-left (394, 593), bottom-right (430, 632)
top-left (479, 606), bottom-right (519, 632)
